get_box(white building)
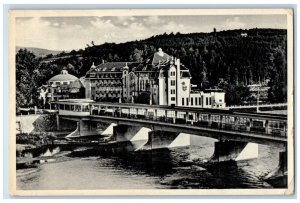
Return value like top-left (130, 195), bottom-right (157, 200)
top-left (84, 48), bottom-right (226, 108)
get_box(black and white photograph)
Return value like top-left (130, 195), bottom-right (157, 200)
top-left (9, 9), bottom-right (294, 195)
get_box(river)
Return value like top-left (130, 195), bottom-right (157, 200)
top-left (16, 136), bottom-right (284, 190)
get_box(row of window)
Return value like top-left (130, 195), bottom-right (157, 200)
top-left (91, 79), bottom-right (121, 84)
top-left (140, 80), bottom-right (150, 90)
top-left (88, 73), bottom-right (122, 78)
top-left (52, 89), bottom-right (69, 94)
top-left (93, 93), bottom-right (121, 98)
top-left (94, 87), bottom-right (122, 91)
top-left (181, 97), bottom-right (211, 106)
top-left (49, 81), bottom-right (70, 85)
top-left (206, 97), bottom-right (212, 106)
top-left (59, 104), bottom-right (90, 112)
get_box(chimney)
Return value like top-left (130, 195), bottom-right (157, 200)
top-left (91, 62), bottom-right (96, 69)
top-left (102, 59), bottom-right (105, 64)
top-left (170, 56), bottom-right (174, 65)
top-left (176, 58), bottom-right (180, 69)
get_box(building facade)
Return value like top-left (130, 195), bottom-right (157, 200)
top-left (84, 49), bottom-right (226, 108)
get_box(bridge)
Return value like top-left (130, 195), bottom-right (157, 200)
top-left (53, 99), bottom-right (288, 181)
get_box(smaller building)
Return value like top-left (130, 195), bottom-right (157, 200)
top-left (204, 88), bottom-right (226, 108)
top-left (248, 84), bottom-right (270, 101)
top-left (241, 33), bottom-right (248, 37)
top-left (38, 67), bottom-right (85, 107)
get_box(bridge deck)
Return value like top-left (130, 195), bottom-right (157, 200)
top-left (55, 101), bottom-right (288, 146)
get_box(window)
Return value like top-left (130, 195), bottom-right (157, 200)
top-left (171, 89), bottom-right (175, 94)
top-left (171, 80), bottom-right (175, 86)
top-left (182, 98), bottom-right (184, 106)
top-left (186, 98), bottom-right (189, 105)
top-left (63, 82), bottom-right (68, 85)
top-left (209, 98), bottom-right (212, 105)
top-left (170, 71), bottom-right (175, 76)
top-left (195, 97), bottom-right (198, 106)
top-left (171, 97), bottom-right (176, 101)
top-left (206, 97), bottom-right (209, 105)
top-left (191, 98), bottom-right (194, 106)
top-left (219, 99), bottom-right (223, 102)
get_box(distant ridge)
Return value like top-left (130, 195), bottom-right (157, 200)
top-left (16, 46), bottom-right (64, 57)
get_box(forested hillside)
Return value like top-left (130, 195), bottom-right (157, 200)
top-left (16, 28), bottom-right (287, 108)
top-left (16, 46), bottom-right (62, 58)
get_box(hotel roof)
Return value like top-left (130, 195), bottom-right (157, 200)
top-left (86, 62), bottom-right (139, 74)
top-left (85, 49), bottom-right (190, 78)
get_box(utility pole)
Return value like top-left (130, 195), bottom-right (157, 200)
top-left (256, 84), bottom-right (261, 113)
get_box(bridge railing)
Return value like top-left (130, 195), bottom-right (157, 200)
top-left (227, 103), bottom-right (288, 109)
top-left (90, 107), bottom-right (287, 139)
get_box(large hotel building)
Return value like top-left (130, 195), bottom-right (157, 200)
top-left (84, 49), bottom-right (226, 108)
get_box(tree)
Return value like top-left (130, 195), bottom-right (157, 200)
top-left (218, 80), bottom-right (250, 105)
top-left (200, 61), bottom-right (209, 89)
top-left (45, 53), bottom-right (53, 59)
top-left (70, 50), bottom-right (77, 56)
top-left (268, 47), bottom-right (287, 103)
top-left (130, 48), bottom-right (143, 62)
top-left (16, 49), bottom-right (40, 109)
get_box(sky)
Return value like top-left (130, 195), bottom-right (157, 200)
top-left (15, 15), bottom-right (287, 51)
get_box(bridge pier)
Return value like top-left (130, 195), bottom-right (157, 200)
top-left (101, 123), bottom-right (117, 136)
top-left (65, 119), bottom-right (105, 139)
top-left (139, 130), bottom-right (180, 150)
top-left (264, 148), bottom-right (287, 187)
top-left (208, 140), bottom-right (258, 163)
top-left (78, 120), bottom-right (103, 137)
top-left (112, 125), bottom-right (150, 151)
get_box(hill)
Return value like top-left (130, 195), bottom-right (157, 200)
top-left (16, 46), bottom-right (63, 58)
